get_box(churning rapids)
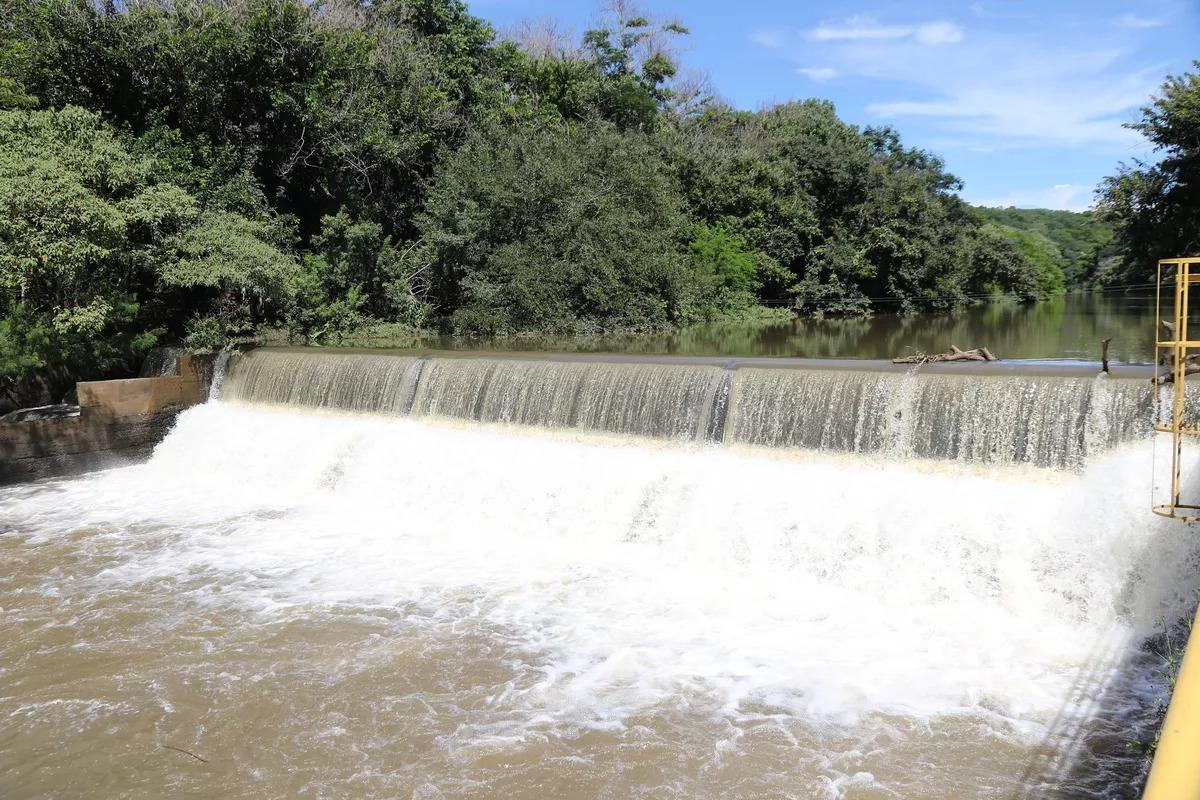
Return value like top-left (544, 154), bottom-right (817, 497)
top-left (3, 350), bottom-right (1200, 799)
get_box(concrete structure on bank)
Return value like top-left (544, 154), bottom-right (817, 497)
top-left (0, 353), bottom-right (212, 485)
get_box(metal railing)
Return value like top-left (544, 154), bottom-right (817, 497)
top-left (1152, 257), bottom-right (1200, 521)
top-left (1145, 256), bottom-right (1200, 799)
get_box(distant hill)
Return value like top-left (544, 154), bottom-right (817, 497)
top-left (975, 207), bottom-right (1118, 288)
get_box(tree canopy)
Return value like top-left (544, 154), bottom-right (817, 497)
top-left (976, 207), bottom-right (1116, 289)
top-left (0, 104), bottom-right (293, 407)
top-left (1099, 62), bottom-right (1200, 283)
top-left (2, 0), bottom-right (1174, 409)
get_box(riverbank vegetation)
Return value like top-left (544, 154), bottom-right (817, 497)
top-left (1098, 66), bottom-right (1200, 285)
top-left (0, 1), bottom-right (1196, 408)
top-left (976, 208), bottom-right (1117, 289)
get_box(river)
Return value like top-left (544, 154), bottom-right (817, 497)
top-left (1, 301), bottom-right (1194, 800)
top-left (406, 293), bottom-right (1157, 364)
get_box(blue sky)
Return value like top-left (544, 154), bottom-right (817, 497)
top-left (472, 0), bottom-right (1199, 211)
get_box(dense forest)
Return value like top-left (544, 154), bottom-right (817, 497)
top-left (976, 208), bottom-right (1117, 289)
top-left (0, 0), bottom-right (1196, 409)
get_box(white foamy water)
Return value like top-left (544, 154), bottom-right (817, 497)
top-left (2, 401), bottom-right (1198, 798)
top-left (221, 349), bottom-right (1175, 469)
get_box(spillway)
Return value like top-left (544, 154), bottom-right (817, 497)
top-left (411, 358), bottom-right (726, 440)
top-left (221, 348), bottom-right (1162, 469)
top-left (2, 347), bottom-right (1196, 799)
top-left (223, 349), bottom-right (423, 414)
top-left (728, 367), bottom-right (1153, 468)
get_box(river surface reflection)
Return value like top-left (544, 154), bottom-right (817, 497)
top-left (412, 293), bottom-right (1157, 364)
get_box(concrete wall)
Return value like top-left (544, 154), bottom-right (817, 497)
top-left (0, 354), bottom-right (211, 485)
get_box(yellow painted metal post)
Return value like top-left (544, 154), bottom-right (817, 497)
top-left (1144, 606), bottom-right (1200, 800)
top-left (1174, 261), bottom-right (1188, 508)
top-left (1152, 257), bottom-right (1200, 521)
top-left (1145, 258), bottom-right (1200, 797)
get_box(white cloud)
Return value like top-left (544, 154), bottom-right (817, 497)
top-left (750, 28), bottom-right (785, 48)
top-left (1115, 13), bottom-right (1163, 28)
top-left (777, 22), bottom-right (1157, 149)
top-left (797, 66), bottom-right (838, 82)
top-left (928, 138), bottom-right (998, 154)
top-left (967, 3), bottom-right (1036, 21)
top-left (913, 21), bottom-right (964, 45)
top-left (968, 183), bottom-right (1095, 212)
top-left (754, 9), bottom-right (1172, 152)
top-left (809, 16), bottom-right (963, 45)
top-left (744, 6), bottom-right (1189, 200)
top-left (863, 50), bottom-right (1154, 148)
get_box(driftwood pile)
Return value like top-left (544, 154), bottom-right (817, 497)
top-left (892, 345), bottom-right (999, 365)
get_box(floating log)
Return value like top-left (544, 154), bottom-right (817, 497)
top-left (893, 345), bottom-right (999, 365)
top-left (1154, 357), bottom-right (1200, 384)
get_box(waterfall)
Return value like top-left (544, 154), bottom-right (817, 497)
top-left (411, 357), bottom-right (725, 440)
top-left (221, 350), bottom-right (421, 413)
top-left (214, 349), bottom-right (1161, 468)
top-left (726, 368), bottom-right (1156, 469)
top-left (206, 350), bottom-right (232, 402)
top-left (139, 346), bottom-right (186, 377)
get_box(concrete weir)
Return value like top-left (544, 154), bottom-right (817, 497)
top-left (0, 353), bottom-right (212, 485)
top-left (221, 347), bottom-right (1164, 470)
top-left (0, 346), bottom-right (1169, 484)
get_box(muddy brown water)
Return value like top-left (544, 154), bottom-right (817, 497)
top-left (2, 339), bottom-right (1196, 799)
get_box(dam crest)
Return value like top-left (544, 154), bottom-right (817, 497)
top-left (221, 348), bottom-right (1168, 470)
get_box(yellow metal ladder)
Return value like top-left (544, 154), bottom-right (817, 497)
top-left (1144, 256), bottom-right (1200, 800)
top-left (1153, 256), bottom-right (1200, 521)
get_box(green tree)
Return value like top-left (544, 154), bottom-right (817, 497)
top-left (683, 224), bottom-right (761, 320)
top-left (0, 76), bottom-right (35, 108)
top-left (0, 106), bottom-right (293, 406)
top-left (165, 211), bottom-right (297, 348)
top-left (965, 226), bottom-right (1045, 301)
top-left (0, 105), bottom-right (168, 405)
top-left (0, 0), bottom-right (1098, 408)
top-left (1, 0), bottom-right (498, 238)
top-left (673, 102), bottom-right (1046, 313)
top-left (504, 3), bottom-right (689, 131)
top-left (977, 206), bottom-right (1115, 287)
top-left (419, 119), bottom-right (692, 334)
top-left (287, 209), bottom-right (432, 343)
top-left (1099, 62), bottom-right (1200, 282)
top-left (983, 223), bottom-right (1065, 297)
